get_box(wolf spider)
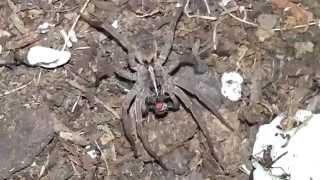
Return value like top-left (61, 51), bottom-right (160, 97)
top-left (81, 1), bottom-right (234, 174)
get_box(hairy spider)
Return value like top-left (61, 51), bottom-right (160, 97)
top-left (81, 1), bottom-right (234, 174)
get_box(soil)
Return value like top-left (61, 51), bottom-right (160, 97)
top-left (0, 0), bottom-right (320, 179)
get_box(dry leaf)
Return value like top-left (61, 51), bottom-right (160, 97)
top-left (272, 0), bottom-right (313, 31)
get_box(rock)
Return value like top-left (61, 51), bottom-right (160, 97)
top-left (97, 124), bottom-right (115, 145)
top-left (257, 14), bottom-right (278, 29)
top-left (294, 41), bottom-right (314, 58)
top-left (255, 28), bottom-right (274, 42)
top-left (0, 108), bottom-right (55, 179)
top-left (47, 154), bottom-right (73, 180)
top-left (162, 147), bottom-right (193, 174)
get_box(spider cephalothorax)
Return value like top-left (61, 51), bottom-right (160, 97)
top-left (81, 1), bottom-right (234, 174)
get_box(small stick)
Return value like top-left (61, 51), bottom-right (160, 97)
top-left (136, 8), bottom-right (160, 18)
top-left (184, 0), bottom-right (217, 21)
top-left (95, 140), bottom-right (110, 176)
top-left (71, 95), bottom-right (81, 113)
top-left (61, 0), bottom-right (91, 51)
top-left (221, 6), bottom-right (258, 27)
top-left (38, 154), bottom-right (50, 178)
top-left (212, 20), bottom-right (221, 50)
top-left (202, 0), bottom-right (211, 15)
top-left (35, 69), bottom-right (42, 86)
top-left (69, 160), bottom-right (81, 177)
top-left (67, 79), bottom-right (120, 119)
top-left (221, 6), bottom-right (319, 32)
top-left (0, 80), bottom-right (33, 97)
top-left (272, 21), bottom-right (318, 31)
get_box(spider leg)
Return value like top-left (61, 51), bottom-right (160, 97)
top-left (166, 53), bottom-right (207, 75)
top-left (121, 90), bottom-right (138, 155)
top-left (159, 0), bottom-right (185, 65)
top-left (80, 14), bottom-right (138, 71)
top-left (191, 39), bottom-right (208, 74)
top-left (165, 53), bottom-right (194, 74)
top-left (172, 87), bottom-right (225, 172)
top-left (175, 83), bottom-right (234, 131)
top-left (134, 94), bottom-right (175, 173)
top-left (128, 51), bottom-right (139, 70)
top-left (165, 39), bottom-right (208, 75)
top-left (166, 93), bottom-right (180, 111)
top-left (114, 68), bottom-right (137, 82)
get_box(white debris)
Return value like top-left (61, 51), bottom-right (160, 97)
top-left (221, 72), bottom-right (243, 101)
top-left (26, 46), bottom-right (71, 68)
top-left (87, 149), bottom-right (98, 159)
top-left (0, 29), bottom-right (11, 38)
top-left (86, 145), bottom-right (98, 159)
top-left (112, 20), bottom-right (119, 29)
top-left (176, 2), bottom-right (183, 7)
top-left (60, 30), bottom-right (73, 48)
top-left (256, 28), bottom-right (274, 42)
top-left (252, 109), bottom-right (320, 180)
top-left (239, 6), bottom-right (246, 14)
top-left (219, 0), bottom-right (232, 7)
top-left (37, 22), bottom-right (55, 34)
top-left (68, 29), bottom-right (78, 43)
top-left (85, 145), bottom-right (98, 159)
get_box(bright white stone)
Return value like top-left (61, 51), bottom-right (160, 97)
top-left (112, 20), bottom-right (119, 29)
top-left (87, 149), bottom-right (98, 159)
top-left (37, 22), bottom-right (54, 34)
top-left (221, 72), bottom-right (243, 101)
top-left (27, 46), bottom-right (71, 68)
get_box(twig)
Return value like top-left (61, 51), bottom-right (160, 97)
top-left (38, 154), bottom-right (50, 178)
top-left (0, 80), bottom-right (33, 97)
top-left (69, 160), bottom-right (81, 177)
top-left (190, 3), bottom-right (319, 33)
top-left (221, 6), bottom-right (319, 32)
top-left (45, 5), bottom-right (79, 13)
top-left (93, 97), bottom-right (120, 119)
top-left (184, 0), bottom-right (217, 21)
top-left (74, 46), bottom-right (91, 50)
top-left (35, 69), bottom-right (42, 86)
top-left (95, 140), bottom-right (110, 176)
top-left (71, 95), bottom-right (81, 113)
top-left (66, 79), bottom-right (120, 119)
top-left (221, 6), bottom-right (258, 27)
top-left (272, 21), bottom-right (318, 31)
top-left (202, 0), bottom-right (211, 15)
top-left (136, 8), bottom-right (160, 18)
top-left (212, 19), bottom-right (223, 50)
top-left (61, 0), bottom-right (91, 51)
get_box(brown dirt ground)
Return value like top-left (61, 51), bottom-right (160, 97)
top-left (1, 0), bottom-right (320, 179)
